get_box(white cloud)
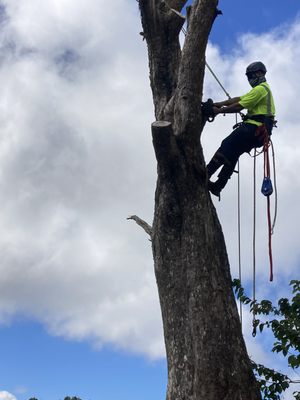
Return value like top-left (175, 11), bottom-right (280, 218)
top-left (0, 0), bottom-right (160, 358)
top-left (0, 392), bottom-right (17, 400)
top-left (0, 0), bottom-right (298, 371)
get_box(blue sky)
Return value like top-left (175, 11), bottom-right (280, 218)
top-left (0, 1), bottom-right (299, 400)
top-left (209, 0), bottom-right (300, 51)
top-left (0, 320), bottom-right (166, 400)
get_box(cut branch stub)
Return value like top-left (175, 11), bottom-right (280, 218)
top-left (151, 121), bottom-right (177, 168)
top-left (152, 120), bottom-right (172, 154)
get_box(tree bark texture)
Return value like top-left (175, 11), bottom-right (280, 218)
top-left (138, 1), bottom-right (261, 399)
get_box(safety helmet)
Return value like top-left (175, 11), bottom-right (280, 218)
top-left (246, 61), bottom-right (267, 76)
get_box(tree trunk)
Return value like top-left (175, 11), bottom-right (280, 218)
top-left (138, 1), bottom-right (261, 399)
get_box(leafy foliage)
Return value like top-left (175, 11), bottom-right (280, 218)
top-left (251, 361), bottom-right (290, 400)
top-left (64, 397), bottom-right (82, 400)
top-left (233, 279), bottom-right (300, 399)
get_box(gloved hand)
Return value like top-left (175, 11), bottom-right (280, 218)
top-left (201, 98), bottom-right (215, 122)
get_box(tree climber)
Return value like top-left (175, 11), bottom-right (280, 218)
top-left (207, 61), bottom-right (276, 198)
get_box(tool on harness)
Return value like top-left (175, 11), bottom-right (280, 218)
top-left (201, 98), bottom-right (215, 122)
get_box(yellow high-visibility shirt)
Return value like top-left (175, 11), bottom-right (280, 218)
top-left (239, 82), bottom-right (276, 126)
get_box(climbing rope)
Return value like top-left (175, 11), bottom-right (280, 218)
top-left (270, 139), bottom-right (278, 234)
top-left (262, 135), bottom-right (275, 281)
top-left (252, 148), bottom-right (257, 336)
top-left (251, 134), bottom-right (278, 334)
top-left (205, 62), bottom-right (231, 99)
top-left (237, 160), bottom-right (243, 325)
top-left (236, 117), bottom-right (243, 325)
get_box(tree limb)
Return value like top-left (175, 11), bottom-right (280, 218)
top-left (127, 215), bottom-right (152, 236)
top-left (181, 0), bottom-right (218, 90)
top-left (173, 0), bottom-right (219, 137)
top-left (138, 0), bottom-right (184, 119)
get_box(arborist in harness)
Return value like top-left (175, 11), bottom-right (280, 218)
top-left (206, 61), bottom-right (276, 197)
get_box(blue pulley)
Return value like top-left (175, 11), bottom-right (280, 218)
top-left (261, 177), bottom-right (273, 196)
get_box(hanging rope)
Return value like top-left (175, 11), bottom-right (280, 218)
top-left (237, 160), bottom-right (243, 324)
top-left (270, 139), bottom-right (278, 234)
top-left (236, 114), bottom-right (243, 326)
top-left (252, 149), bottom-right (257, 336)
top-left (262, 136), bottom-right (274, 281)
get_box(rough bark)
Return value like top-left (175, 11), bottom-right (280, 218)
top-left (138, 1), bottom-right (262, 399)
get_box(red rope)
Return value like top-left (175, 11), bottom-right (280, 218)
top-left (263, 134), bottom-right (274, 281)
top-left (267, 195), bottom-right (273, 281)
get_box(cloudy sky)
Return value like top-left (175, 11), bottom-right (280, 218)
top-left (0, 0), bottom-right (299, 399)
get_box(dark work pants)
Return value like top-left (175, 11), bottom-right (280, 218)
top-left (207, 123), bottom-right (265, 185)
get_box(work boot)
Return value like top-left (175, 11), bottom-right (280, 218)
top-left (208, 179), bottom-right (226, 199)
top-left (208, 163), bottom-right (234, 198)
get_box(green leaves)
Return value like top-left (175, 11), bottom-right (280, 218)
top-left (233, 279), bottom-right (300, 399)
top-left (252, 361), bottom-right (290, 400)
top-left (289, 355), bottom-right (300, 369)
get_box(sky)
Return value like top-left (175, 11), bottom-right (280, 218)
top-left (0, 0), bottom-right (299, 399)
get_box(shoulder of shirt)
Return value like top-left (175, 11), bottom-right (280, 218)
top-left (259, 82), bottom-right (272, 91)
top-left (248, 84), bottom-right (269, 96)
top-left (241, 85), bottom-right (263, 98)
top-left (256, 83), bottom-right (268, 91)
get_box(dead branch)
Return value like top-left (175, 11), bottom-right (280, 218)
top-left (127, 215), bottom-right (152, 236)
